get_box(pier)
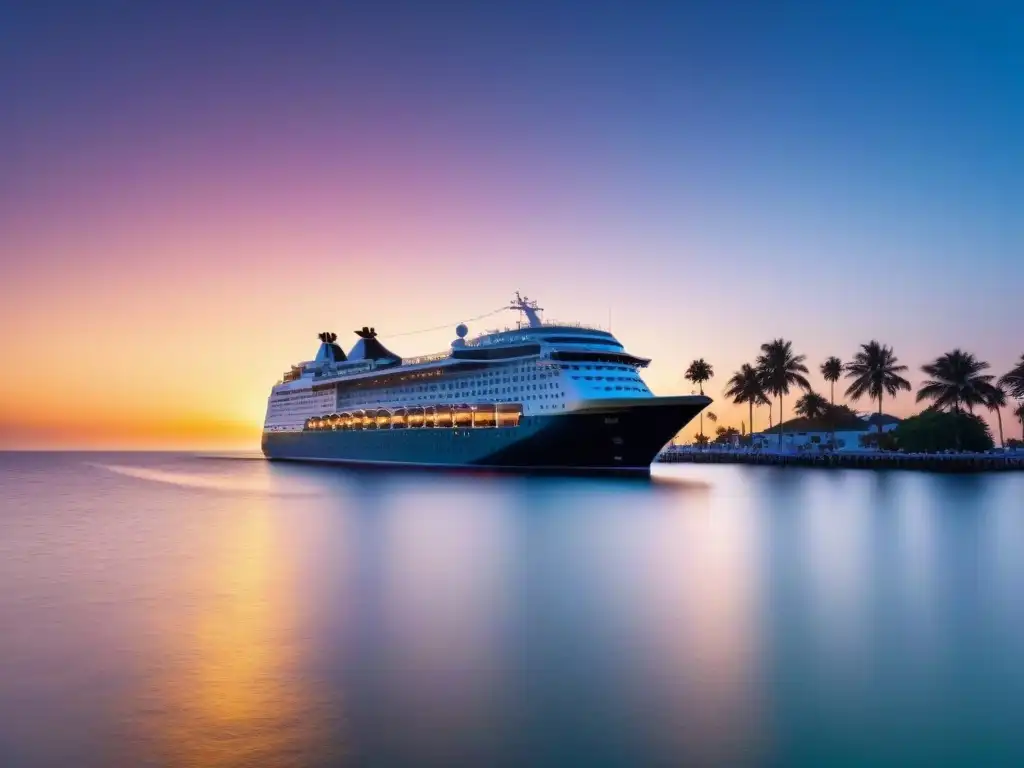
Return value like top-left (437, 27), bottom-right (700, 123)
top-left (658, 448), bottom-right (1024, 472)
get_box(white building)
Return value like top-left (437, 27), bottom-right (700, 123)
top-left (752, 414), bottom-right (900, 451)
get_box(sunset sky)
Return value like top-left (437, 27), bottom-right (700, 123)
top-left (2, 1), bottom-right (1022, 448)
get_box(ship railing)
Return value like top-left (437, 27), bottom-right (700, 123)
top-left (540, 319), bottom-right (609, 332)
top-left (463, 322), bottom-right (610, 347)
top-left (401, 351), bottom-right (450, 366)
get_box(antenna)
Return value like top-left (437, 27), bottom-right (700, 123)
top-left (507, 291), bottom-right (544, 328)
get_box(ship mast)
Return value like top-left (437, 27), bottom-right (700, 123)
top-left (508, 291), bottom-right (544, 329)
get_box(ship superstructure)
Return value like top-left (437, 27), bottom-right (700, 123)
top-left (261, 293), bottom-right (709, 472)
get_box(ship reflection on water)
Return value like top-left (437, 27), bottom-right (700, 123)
top-left (1, 453), bottom-right (1023, 765)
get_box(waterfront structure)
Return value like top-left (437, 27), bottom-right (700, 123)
top-left (751, 413), bottom-right (901, 450)
top-left (261, 294), bottom-right (709, 471)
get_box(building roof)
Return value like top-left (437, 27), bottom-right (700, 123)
top-left (865, 413), bottom-right (902, 427)
top-left (759, 411), bottom-right (902, 435)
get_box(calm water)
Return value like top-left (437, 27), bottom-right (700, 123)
top-left (1, 453), bottom-right (1022, 767)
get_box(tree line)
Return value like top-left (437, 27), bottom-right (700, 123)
top-left (683, 345), bottom-right (1024, 448)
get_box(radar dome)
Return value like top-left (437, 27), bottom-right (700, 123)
top-left (455, 323), bottom-right (468, 338)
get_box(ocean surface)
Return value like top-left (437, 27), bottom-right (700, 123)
top-left (1, 452), bottom-right (1023, 767)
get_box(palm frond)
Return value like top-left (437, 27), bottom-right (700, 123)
top-left (999, 354), bottom-right (1024, 399)
top-left (820, 356), bottom-right (844, 383)
top-left (916, 349), bottom-right (996, 412)
top-left (755, 339), bottom-right (810, 397)
top-left (724, 363), bottom-right (767, 406)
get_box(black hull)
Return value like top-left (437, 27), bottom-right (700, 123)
top-left (262, 396), bottom-right (710, 473)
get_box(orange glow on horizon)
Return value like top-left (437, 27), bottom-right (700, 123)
top-left (0, 412), bottom-right (261, 451)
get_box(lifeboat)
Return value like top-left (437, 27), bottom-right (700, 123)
top-left (407, 406), bottom-right (425, 428)
top-left (435, 406), bottom-right (454, 429)
top-left (453, 404), bottom-right (473, 428)
top-left (473, 405), bottom-right (497, 428)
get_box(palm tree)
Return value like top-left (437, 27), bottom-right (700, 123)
top-left (917, 350), bottom-right (998, 450)
top-left (756, 339), bottom-right (810, 447)
top-left (984, 384), bottom-right (1008, 448)
top-left (794, 391), bottom-right (829, 421)
top-left (1016, 402), bottom-right (1024, 441)
top-left (916, 349), bottom-right (996, 414)
top-left (844, 341), bottom-right (911, 434)
top-left (999, 354), bottom-right (1024, 399)
top-left (724, 364), bottom-right (770, 438)
top-left (685, 359), bottom-right (714, 446)
top-left (820, 356), bottom-right (843, 445)
top-left (820, 357), bottom-right (843, 405)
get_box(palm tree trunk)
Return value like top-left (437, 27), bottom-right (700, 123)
top-left (778, 392), bottom-right (784, 448)
top-left (878, 392), bottom-right (883, 435)
top-left (830, 381), bottom-right (836, 448)
top-left (749, 401), bottom-right (754, 443)
top-left (996, 408), bottom-right (1004, 447)
top-left (699, 384), bottom-right (704, 449)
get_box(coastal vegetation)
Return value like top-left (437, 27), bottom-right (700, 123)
top-left (700, 342), bottom-right (1024, 453)
top-left (844, 341), bottom-right (911, 433)
top-left (915, 349), bottom-right (1001, 449)
top-left (685, 358), bottom-right (714, 445)
top-left (755, 339), bottom-right (810, 447)
top-left (985, 385), bottom-right (1008, 447)
top-left (916, 349), bottom-right (997, 414)
top-left (1000, 355), bottom-right (1024, 399)
top-left (724, 364), bottom-right (769, 438)
top-left (889, 411), bottom-right (994, 453)
top-left (820, 356), bottom-right (844, 445)
top-left (794, 391), bottom-right (829, 421)
top-left (820, 357), bottom-right (843, 403)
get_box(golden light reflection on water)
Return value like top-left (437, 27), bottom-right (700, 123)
top-left (143, 494), bottom-right (331, 767)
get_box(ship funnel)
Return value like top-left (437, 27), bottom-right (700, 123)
top-left (348, 327), bottom-right (401, 364)
top-left (315, 331), bottom-right (347, 364)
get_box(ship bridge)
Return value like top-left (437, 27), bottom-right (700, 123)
top-left (455, 294), bottom-right (649, 368)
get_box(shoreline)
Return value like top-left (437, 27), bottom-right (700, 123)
top-left (658, 448), bottom-right (1024, 473)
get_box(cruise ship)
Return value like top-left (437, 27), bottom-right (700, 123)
top-left (261, 294), bottom-right (710, 472)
